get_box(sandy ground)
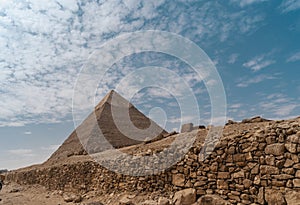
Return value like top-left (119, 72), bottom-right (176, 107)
top-left (0, 182), bottom-right (71, 205)
top-left (0, 181), bottom-right (165, 205)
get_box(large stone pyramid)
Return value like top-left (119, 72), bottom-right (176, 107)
top-left (46, 90), bottom-right (167, 164)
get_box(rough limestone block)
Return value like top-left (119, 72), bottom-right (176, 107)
top-left (260, 165), bottom-right (279, 175)
top-left (172, 174), bottom-right (185, 187)
top-left (264, 189), bottom-right (285, 205)
top-left (181, 123), bottom-right (193, 133)
top-left (265, 143), bottom-right (285, 156)
top-left (173, 188), bottom-right (196, 205)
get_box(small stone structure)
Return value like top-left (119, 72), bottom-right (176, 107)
top-left (181, 123), bottom-right (206, 133)
top-left (181, 123), bottom-right (194, 133)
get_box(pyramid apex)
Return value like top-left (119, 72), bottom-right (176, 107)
top-left (97, 89), bottom-right (131, 108)
top-left (108, 89), bottom-right (116, 95)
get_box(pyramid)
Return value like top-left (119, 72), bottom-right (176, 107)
top-left (46, 90), bottom-right (167, 164)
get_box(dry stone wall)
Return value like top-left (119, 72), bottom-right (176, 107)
top-left (6, 120), bottom-right (300, 204)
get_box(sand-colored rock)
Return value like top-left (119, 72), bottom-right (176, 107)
top-left (173, 188), bottom-right (196, 205)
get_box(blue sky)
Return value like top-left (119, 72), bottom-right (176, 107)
top-left (0, 0), bottom-right (300, 170)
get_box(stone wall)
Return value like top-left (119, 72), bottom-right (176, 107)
top-left (6, 120), bottom-right (300, 204)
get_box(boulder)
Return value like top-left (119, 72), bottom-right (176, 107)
top-left (285, 190), bottom-right (300, 205)
top-left (140, 200), bottom-right (157, 205)
top-left (264, 189), bottom-right (286, 205)
top-left (173, 188), bottom-right (196, 205)
top-left (197, 194), bottom-right (229, 205)
top-left (119, 195), bottom-right (135, 205)
top-left (85, 202), bottom-right (105, 205)
top-left (63, 193), bottom-right (82, 203)
top-left (158, 197), bottom-right (170, 205)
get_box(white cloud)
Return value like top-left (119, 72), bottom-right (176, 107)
top-left (236, 74), bottom-right (277, 87)
top-left (230, 0), bottom-right (268, 7)
top-left (229, 103), bottom-right (243, 109)
top-left (259, 93), bottom-right (299, 118)
top-left (274, 104), bottom-right (298, 116)
top-left (243, 53), bottom-right (276, 71)
top-left (287, 51), bottom-right (300, 62)
top-left (280, 0), bottom-right (300, 13)
top-left (0, 0), bottom-right (267, 127)
top-left (228, 53), bottom-right (239, 64)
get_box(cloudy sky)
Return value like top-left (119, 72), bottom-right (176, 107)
top-left (0, 0), bottom-right (300, 170)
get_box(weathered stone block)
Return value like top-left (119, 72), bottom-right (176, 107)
top-left (264, 189), bottom-right (285, 205)
top-left (210, 162), bottom-right (218, 172)
top-left (260, 165), bottom-right (279, 175)
top-left (285, 143), bottom-right (297, 153)
top-left (287, 134), bottom-right (299, 143)
top-left (265, 155), bottom-right (275, 166)
top-left (265, 143), bottom-right (285, 156)
top-left (285, 190), bottom-right (300, 205)
top-left (172, 174), bottom-right (185, 187)
top-left (296, 170), bottom-right (300, 178)
top-left (217, 180), bottom-right (228, 190)
top-left (257, 187), bottom-right (264, 204)
top-left (158, 197), bottom-right (170, 205)
top-left (181, 123), bottom-right (193, 133)
top-left (197, 194), bottom-right (230, 205)
top-left (284, 159), bottom-right (295, 168)
top-left (242, 179), bottom-right (252, 188)
top-left (232, 171), bottom-right (245, 178)
top-left (194, 180), bottom-right (206, 187)
top-left (293, 179), bottom-right (300, 187)
top-left (173, 188), bottom-right (196, 205)
top-left (217, 172), bottom-right (230, 179)
top-left (233, 154), bottom-right (245, 162)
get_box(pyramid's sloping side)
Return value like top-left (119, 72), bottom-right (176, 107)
top-left (46, 90), bottom-right (168, 164)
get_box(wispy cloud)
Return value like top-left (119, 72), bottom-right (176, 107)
top-left (280, 0), bottom-right (300, 13)
top-left (259, 93), bottom-right (299, 117)
top-left (243, 53), bottom-right (276, 71)
top-left (287, 51), bottom-right (300, 62)
top-left (0, 0), bottom-right (267, 127)
top-left (230, 0), bottom-right (268, 7)
top-left (236, 74), bottom-right (278, 87)
top-left (229, 103), bottom-right (243, 109)
top-left (169, 115), bottom-right (197, 124)
top-left (228, 53), bottom-right (239, 64)
top-left (8, 149), bottom-right (35, 157)
top-left (41, 144), bottom-right (60, 151)
top-left (24, 131), bottom-right (32, 135)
